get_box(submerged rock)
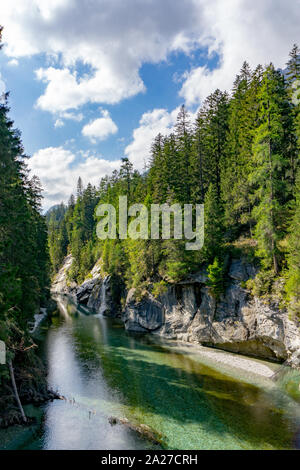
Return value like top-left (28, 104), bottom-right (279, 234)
top-left (108, 416), bottom-right (163, 445)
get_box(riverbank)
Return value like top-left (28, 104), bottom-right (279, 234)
top-left (52, 255), bottom-right (300, 369)
top-left (2, 298), bottom-right (300, 450)
top-left (0, 301), bottom-right (59, 429)
top-left (0, 350), bottom-right (59, 429)
top-left (158, 340), bottom-right (277, 379)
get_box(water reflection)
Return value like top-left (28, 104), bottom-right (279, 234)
top-left (37, 296), bottom-right (300, 450)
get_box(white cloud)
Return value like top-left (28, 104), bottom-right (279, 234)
top-left (82, 110), bottom-right (118, 143)
top-left (0, 0), bottom-right (203, 115)
top-left (179, 0), bottom-right (300, 105)
top-left (125, 107), bottom-right (180, 170)
top-left (54, 118), bottom-right (64, 128)
top-left (7, 58), bottom-right (19, 67)
top-left (60, 111), bottom-right (84, 122)
top-left (1, 1), bottom-right (299, 113)
top-left (54, 110), bottom-right (83, 128)
top-left (28, 146), bottom-right (121, 209)
top-left (125, 105), bottom-right (199, 170)
top-left (0, 0), bottom-right (299, 116)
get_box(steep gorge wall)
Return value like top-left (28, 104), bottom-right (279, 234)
top-left (52, 256), bottom-right (300, 367)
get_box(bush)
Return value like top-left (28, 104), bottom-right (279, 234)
top-left (207, 258), bottom-right (225, 299)
top-left (152, 281), bottom-right (168, 298)
top-left (246, 270), bottom-right (275, 298)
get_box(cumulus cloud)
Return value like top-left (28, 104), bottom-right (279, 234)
top-left (125, 107), bottom-right (179, 170)
top-left (28, 146), bottom-right (121, 210)
top-left (54, 118), bottom-right (64, 128)
top-left (53, 110), bottom-right (83, 128)
top-left (7, 58), bottom-right (19, 67)
top-left (82, 110), bottom-right (118, 143)
top-left (0, 0), bottom-right (299, 114)
top-left (125, 106), bottom-right (198, 170)
top-left (0, 0), bottom-right (203, 115)
top-left (179, 0), bottom-right (300, 105)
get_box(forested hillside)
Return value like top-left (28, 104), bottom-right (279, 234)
top-left (0, 28), bottom-right (51, 425)
top-left (48, 46), bottom-right (300, 319)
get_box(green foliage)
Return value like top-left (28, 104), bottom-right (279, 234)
top-left (246, 270), bottom-right (275, 297)
top-left (0, 29), bottom-right (50, 416)
top-left (165, 260), bottom-right (190, 283)
top-left (285, 169), bottom-right (300, 318)
top-left (202, 183), bottom-right (224, 261)
top-left (250, 64), bottom-right (294, 274)
top-left (0, 93), bottom-right (50, 327)
top-left (47, 44), bottom-right (300, 318)
top-left (207, 258), bottom-right (225, 299)
top-left (152, 280), bottom-right (168, 298)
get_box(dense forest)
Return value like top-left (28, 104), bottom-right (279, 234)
top-left (0, 28), bottom-right (51, 425)
top-left (48, 45), bottom-right (300, 319)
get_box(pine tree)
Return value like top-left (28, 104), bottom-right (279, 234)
top-left (174, 105), bottom-right (192, 203)
top-left (251, 64), bottom-right (292, 274)
top-left (221, 63), bottom-right (260, 235)
top-left (286, 44), bottom-right (300, 177)
top-left (285, 169), bottom-right (300, 317)
top-left (202, 183), bottom-right (224, 262)
top-left (119, 157), bottom-right (133, 199)
top-left (190, 109), bottom-right (207, 203)
top-left (77, 177), bottom-right (84, 200)
top-left (147, 133), bottom-right (166, 203)
top-left (192, 90), bottom-right (229, 200)
top-left (286, 44), bottom-right (300, 86)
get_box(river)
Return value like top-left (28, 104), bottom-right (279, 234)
top-left (1, 295), bottom-right (300, 450)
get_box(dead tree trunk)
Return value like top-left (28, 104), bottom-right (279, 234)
top-left (8, 359), bottom-right (27, 423)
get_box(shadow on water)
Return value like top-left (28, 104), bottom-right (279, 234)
top-left (65, 311), bottom-right (298, 449)
top-left (24, 295), bottom-right (299, 450)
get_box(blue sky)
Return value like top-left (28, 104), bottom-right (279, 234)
top-left (0, 0), bottom-right (299, 209)
top-left (0, 48), bottom-right (216, 159)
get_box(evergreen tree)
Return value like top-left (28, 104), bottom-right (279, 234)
top-left (193, 90), bottom-right (229, 199)
top-left (174, 105), bottom-right (193, 203)
top-left (251, 64), bottom-right (292, 274)
top-left (285, 169), bottom-right (300, 317)
top-left (202, 183), bottom-right (224, 262)
top-left (286, 44), bottom-right (300, 86)
top-left (221, 63), bottom-right (260, 234)
top-left (76, 176), bottom-right (84, 200)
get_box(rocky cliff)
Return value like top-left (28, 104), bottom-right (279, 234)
top-left (51, 256), bottom-right (120, 317)
top-left (52, 256), bottom-right (300, 367)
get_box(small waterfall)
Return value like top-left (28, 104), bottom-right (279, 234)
top-left (96, 276), bottom-right (110, 316)
top-left (56, 296), bottom-right (73, 322)
top-left (30, 308), bottom-right (48, 333)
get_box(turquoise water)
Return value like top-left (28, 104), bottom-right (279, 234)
top-left (1, 295), bottom-right (300, 450)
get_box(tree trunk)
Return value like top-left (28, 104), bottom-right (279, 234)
top-left (8, 359), bottom-right (27, 423)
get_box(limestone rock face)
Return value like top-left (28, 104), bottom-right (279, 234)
top-left (51, 254), bottom-right (76, 294)
top-left (122, 260), bottom-right (300, 366)
top-left (122, 289), bottom-right (164, 332)
top-left (52, 256), bottom-right (300, 366)
top-left (51, 256), bottom-right (118, 317)
top-left (87, 276), bottom-right (118, 317)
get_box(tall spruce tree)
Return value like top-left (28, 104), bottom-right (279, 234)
top-left (285, 169), bottom-right (300, 317)
top-left (221, 63), bottom-right (260, 235)
top-left (251, 64), bottom-right (292, 274)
